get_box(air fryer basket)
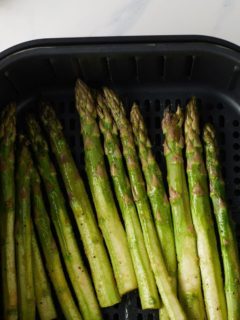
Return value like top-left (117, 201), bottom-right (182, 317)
top-left (0, 36), bottom-right (240, 319)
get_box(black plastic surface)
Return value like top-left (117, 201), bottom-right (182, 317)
top-left (1, 36), bottom-right (240, 319)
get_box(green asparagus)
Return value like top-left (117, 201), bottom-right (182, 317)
top-left (27, 116), bottom-right (102, 320)
top-left (104, 87), bottom-right (186, 320)
top-left (203, 123), bottom-right (240, 319)
top-left (31, 167), bottom-right (82, 320)
top-left (185, 98), bottom-right (227, 319)
top-left (75, 79), bottom-right (137, 296)
top-left (15, 136), bottom-right (35, 319)
top-left (0, 104), bottom-right (18, 320)
top-left (32, 224), bottom-right (57, 320)
top-left (97, 95), bottom-right (160, 310)
top-left (40, 103), bottom-right (120, 307)
top-left (130, 104), bottom-right (177, 292)
top-left (162, 107), bottom-right (206, 319)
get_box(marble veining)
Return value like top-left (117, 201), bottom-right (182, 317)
top-left (0, 0), bottom-right (239, 53)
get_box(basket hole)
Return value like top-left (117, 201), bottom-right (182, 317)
top-left (69, 101), bottom-right (75, 113)
top-left (69, 135), bottom-right (76, 148)
top-left (208, 115), bottom-right (213, 123)
top-left (219, 115), bottom-right (224, 127)
top-left (233, 120), bottom-right (239, 127)
top-left (155, 117), bottom-right (161, 129)
top-left (155, 100), bottom-right (160, 112)
top-left (113, 314), bottom-right (119, 320)
top-left (217, 103), bottom-right (224, 110)
top-left (144, 99), bottom-right (150, 109)
top-left (165, 99), bottom-right (171, 108)
top-left (155, 134), bottom-right (161, 146)
top-left (234, 189), bottom-right (240, 196)
top-left (233, 143), bottom-right (240, 150)
top-left (219, 132), bottom-right (225, 145)
top-left (234, 178), bottom-right (240, 184)
top-left (59, 102), bottom-right (65, 113)
top-left (234, 154), bottom-right (240, 161)
top-left (222, 166), bottom-right (226, 178)
top-left (220, 150), bottom-right (226, 161)
top-left (234, 166), bottom-right (240, 173)
top-left (69, 118), bottom-right (75, 130)
top-left (233, 131), bottom-right (239, 138)
top-left (137, 314), bottom-right (142, 320)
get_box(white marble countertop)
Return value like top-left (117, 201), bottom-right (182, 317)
top-left (0, 0), bottom-right (239, 53)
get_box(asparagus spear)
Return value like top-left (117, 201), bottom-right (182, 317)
top-left (203, 123), bottom-right (240, 319)
top-left (31, 167), bottom-right (82, 320)
top-left (27, 116), bottom-right (102, 320)
top-left (162, 107), bottom-right (206, 319)
top-left (0, 104), bottom-right (18, 320)
top-left (185, 99), bottom-right (227, 319)
top-left (103, 88), bottom-right (186, 320)
top-left (15, 136), bottom-right (35, 319)
top-left (97, 95), bottom-right (160, 310)
top-left (130, 104), bottom-right (177, 292)
top-left (32, 224), bottom-right (57, 320)
top-left (40, 103), bottom-right (120, 307)
top-left (75, 79), bottom-right (137, 296)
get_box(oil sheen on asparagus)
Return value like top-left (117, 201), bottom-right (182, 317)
top-left (27, 115), bottom-right (102, 320)
top-left (31, 167), bottom-right (82, 320)
top-left (75, 79), bottom-right (137, 296)
top-left (97, 95), bottom-right (160, 310)
top-left (204, 123), bottom-right (240, 320)
top-left (104, 87), bottom-right (186, 320)
top-left (40, 103), bottom-right (120, 307)
top-left (185, 98), bottom-right (227, 319)
top-left (162, 107), bottom-right (206, 319)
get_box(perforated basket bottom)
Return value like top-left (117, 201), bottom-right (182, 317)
top-left (19, 86), bottom-right (240, 320)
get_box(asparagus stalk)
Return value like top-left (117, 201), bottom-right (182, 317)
top-left (32, 224), bottom-right (57, 320)
top-left (97, 95), bottom-right (160, 310)
top-left (40, 103), bottom-right (120, 307)
top-left (27, 116), bottom-right (102, 320)
top-left (130, 104), bottom-right (177, 292)
top-left (162, 107), bottom-right (206, 319)
top-left (185, 99), bottom-right (227, 319)
top-left (0, 104), bottom-right (18, 320)
top-left (15, 136), bottom-right (35, 319)
top-left (203, 123), bottom-right (240, 319)
top-left (31, 167), bottom-right (82, 320)
top-left (103, 88), bottom-right (186, 320)
top-left (75, 79), bottom-right (137, 296)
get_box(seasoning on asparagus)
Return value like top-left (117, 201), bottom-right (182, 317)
top-left (104, 87), bottom-right (186, 320)
top-left (203, 123), bottom-right (240, 319)
top-left (0, 104), bottom-right (18, 320)
top-left (162, 107), bottom-right (206, 319)
top-left (185, 98), bottom-right (227, 319)
top-left (15, 136), bottom-right (35, 319)
top-left (27, 116), bottom-right (102, 320)
top-left (75, 79), bottom-right (137, 296)
top-left (31, 167), bottom-right (82, 320)
top-left (40, 103), bottom-right (120, 307)
top-left (32, 224), bottom-right (57, 320)
top-left (97, 95), bottom-right (160, 310)
top-left (130, 104), bottom-right (177, 292)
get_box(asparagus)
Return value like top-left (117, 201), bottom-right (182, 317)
top-left (103, 88), bottom-right (186, 320)
top-left (185, 99), bottom-right (227, 319)
top-left (32, 225), bottom-right (57, 320)
top-left (0, 104), bottom-right (18, 320)
top-left (15, 136), bottom-right (35, 319)
top-left (130, 104), bottom-right (177, 292)
top-left (27, 116), bottom-right (102, 320)
top-left (203, 123), bottom-right (240, 319)
top-left (75, 79), bottom-right (137, 296)
top-left (97, 95), bottom-right (160, 310)
top-left (31, 167), bottom-right (82, 320)
top-left (162, 107), bottom-right (206, 319)
top-left (40, 103), bottom-right (120, 307)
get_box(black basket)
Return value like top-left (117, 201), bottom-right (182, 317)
top-left (1, 35), bottom-right (240, 320)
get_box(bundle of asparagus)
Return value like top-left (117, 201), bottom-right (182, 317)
top-left (0, 77), bottom-right (239, 320)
